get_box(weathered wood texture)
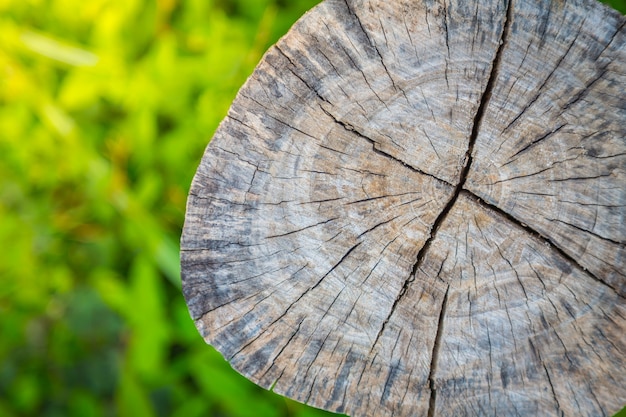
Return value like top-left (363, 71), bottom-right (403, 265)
top-left (181, 0), bottom-right (626, 415)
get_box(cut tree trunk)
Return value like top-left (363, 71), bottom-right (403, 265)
top-left (181, 0), bottom-right (626, 415)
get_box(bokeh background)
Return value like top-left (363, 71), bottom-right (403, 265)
top-left (0, 0), bottom-right (624, 416)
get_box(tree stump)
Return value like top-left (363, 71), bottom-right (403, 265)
top-left (181, 0), bottom-right (626, 415)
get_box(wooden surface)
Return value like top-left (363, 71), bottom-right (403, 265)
top-left (181, 0), bottom-right (626, 415)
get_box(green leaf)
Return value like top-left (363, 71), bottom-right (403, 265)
top-left (116, 364), bottom-right (156, 417)
top-left (128, 255), bottom-right (170, 380)
top-left (20, 31), bottom-right (98, 66)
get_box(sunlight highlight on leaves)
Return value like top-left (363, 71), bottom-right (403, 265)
top-left (21, 31), bottom-right (99, 66)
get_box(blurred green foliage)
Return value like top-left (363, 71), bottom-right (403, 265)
top-left (0, 0), bottom-right (623, 416)
top-left (604, 0), bottom-right (626, 12)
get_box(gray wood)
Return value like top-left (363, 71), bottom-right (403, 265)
top-left (181, 0), bottom-right (626, 415)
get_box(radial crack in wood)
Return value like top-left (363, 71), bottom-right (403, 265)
top-left (181, 0), bottom-right (626, 415)
top-left (464, 0), bottom-right (626, 295)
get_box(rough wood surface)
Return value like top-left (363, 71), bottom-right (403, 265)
top-left (181, 0), bottom-right (626, 415)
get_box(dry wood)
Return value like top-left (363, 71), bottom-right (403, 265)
top-left (181, 0), bottom-right (626, 415)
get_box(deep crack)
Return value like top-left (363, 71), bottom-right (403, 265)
top-left (372, 0), bottom-right (512, 353)
top-left (318, 104), bottom-right (453, 186)
top-left (427, 285), bottom-right (450, 417)
top-left (333, 0), bottom-right (516, 413)
top-left (473, 194), bottom-right (626, 299)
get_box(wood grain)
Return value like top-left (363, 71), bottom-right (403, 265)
top-left (181, 0), bottom-right (626, 415)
